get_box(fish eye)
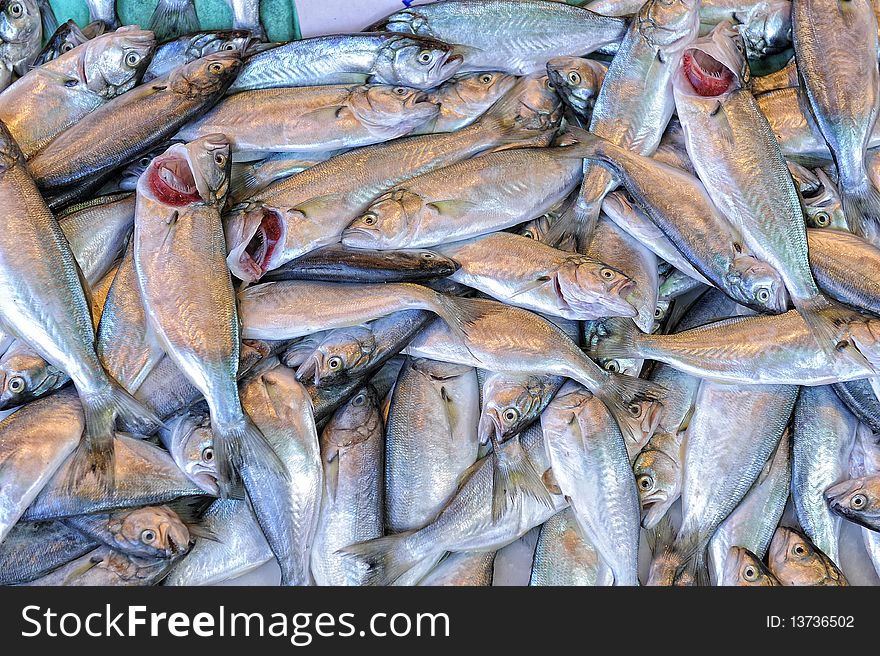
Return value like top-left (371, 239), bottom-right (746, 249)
top-left (352, 393), bottom-right (366, 407)
top-left (814, 211), bottom-right (830, 227)
top-left (420, 252), bottom-right (434, 259)
top-left (125, 52), bottom-right (141, 67)
top-left (222, 43), bottom-right (236, 51)
top-left (201, 446), bottom-right (214, 462)
top-left (605, 360), bottom-right (620, 373)
top-left (545, 79), bottom-right (555, 91)
top-left (637, 474), bottom-right (654, 491)
top-left (139, 156), bottom-right (151, 167)
top-left (756, 288), bottom-right (771, 303)
top-left (327, 356), bottom-right (343, 370)
top-left (851, 493), bottom-right (868, 509)
top-left (793, 544), bottom-right (807, 557)
top-left (479, 73), bottom-right (493, 84)
top-left (361, 213), bottom-right (378, 226)
top-left (502, 408), bottom-right (519, 423)
top-left (418, 50), bottom-right (434, 64)
top-left (8, 2), bottom-right (22, 18)
top-left (600, 268), bottom-right (615, 280)
top-left (61, 42), bottom-right (74, 53)
top-left (208, 61), bottom-right (224, 74)
top-left (214, 152), bottom-right (227, 168)
top-left (742, 565), bottom-right (758, 582)
top-left (393, 86), bottom-right (408, 95)
top-left (567, 71), bottom-right (581, 86)
top-left (627, 402), bottom-right (642, 417)
top-left (7, 375), bottom-right (24, 393)
top-left (141, 529), bottom-right (157, 544)
top-left (654, 306), bottom-right (663, 319)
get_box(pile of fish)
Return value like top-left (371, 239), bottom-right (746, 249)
top-left (3, 0), bottom-right (880, 587)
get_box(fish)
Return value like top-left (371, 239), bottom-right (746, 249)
top-left (751, 56), bottom-right (798, 95)
top-left (720, 546), bottom-right (781, 586)
top-left (161, 411), bottom-right (220, 495)
top-left (478, 371), bottom-right (565, 450)
top-left (807, 228), bottom-right (880, 317)
top-left (24, 545), bottom-right (178, 586)
top-left (0, 341), bottom-right (66, 409)
top-left (86, 0), bottom-right (120, 29)
top-left (541, 382), bottom-right (645, 585)
top-left (825, 474), bottom-right (880, 532)
top-left (708, 430), bottom-right (791, 584)
top-left (849, 426), bottom-right (880, 579)
top-left (418, 551), bottom-right (496, 586)
top-left (341, 423), bottom-right (564, 586)
top-left (633, 429), bottom-right (685, 529)
top-left (311, 386), bottom-right (384, 586)
top-left (0, 520), bottom-right (99, 585)
top-left (832, 379), bottom-right (880, 435)
top-left (529, 508), bottom-right (612, 586)
top-left (791, 385), bottom-right (859, 565)
top-left (767, 526), bottom-right (849, 586)
top-left (546, 56), bottom-right (607, 119)
top-left (261, 244), bottom-right (458, 285)
top-left (32, 19), bottom-right (91, 67)
top-left (792, 0), bottom-right (880, 240)
top-left (148, 0), bottom-right (200, 43)
top-left (436, 231), bottom-right (637, 320)
top-left (225, 74), bottom-right (562, 281)
top-left (61, 505), bottom-right (192, 559)
top-left (177, 84), bottom-right (441, 154)
top-left (225, 0), bottom-right (265, 41)
top-left (142, 30), bottom-right (256, 83)
top-left (228, 150), bottom-right (339, 204)
top-left (372, 0), bottom-right (627, 75)
top-left (29, 51), bottom-right (242, 192)
top-left (228, 33), bottom-right (464, 94)
top-left (412, 71), bottom-right (518, 135)
top-left (0, 0), bottom-right (42, 90)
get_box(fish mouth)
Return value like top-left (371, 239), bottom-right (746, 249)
top-left (640, 493), bottom-right (670, 529)
top-left (226, 206), bottom-right (287, 282)
top-left (341, 226), bottom-right (381, 248)
top-left (477, 410), bottom-right (503, 446)
top-left (681, 48), bottom-right (736, 97)
top-left (148, 152), bottom-right (202, 206)
top-left (295, 352), bottom-right (322, 384)
top-left (191, 469), bottom-right (221, 496)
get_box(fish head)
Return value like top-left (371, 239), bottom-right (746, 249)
top-left (224, 204), bottom-right (290, 282)
top-left (803, 169), bottom-right (848, 231)
top-left (726, 254), bottom-right (789, 313)
top-left (169, 50), bottom-right (242, 98)
top-left (118, 142), bottom-right (180, 191)
top-left (438, 71), bottom-right (518, 112)
top-left (81, 26), bottom-right (156, 97)
top-left (847, 318), bottom-right (880, 371)
top-left (374, 34), bottom-right (464, 90)
top-left (0, 346), bottom-right (65, 409)
top-left (633, 435), bottom-right (681, 529)
top-left (182, 133), bottom-right (231, 205)
top-left (164, 410), bottom-right (220, 496)
top-left (638, 0), bottom-right (701, 52)
top-left (673, 21), bottom-right (748, 103)
top-left (722, 546), bottom-right (780, 586)
top-left (188, 29), bottom-right (255, 58)
top-left (556, 256), bottom-right (638, 319)
top-left (735, 0), bottom-right (791, 57)
top-left (546, 57), bottom-right (606, 116)
top-left (0, 0), bottom-right (40, 63)
top-left (349, 84), bottom-right (440, 136)
top-left (35, 20), bottom-right (85, 65)
top-left (825, 475), bottom-right (880, 530)
top-left (768, 526), bottom-right (845, 586)
top-left (295, 326), bottom-right (377, 385)
top-left (342, 190), bottom-right (425, 249)
top-left (108, 505), bottom-right (193, 559)
top-left (375, 7), bottom-right (426, 35)
top-left (0, 120), bottom-right (23, 171)
top-left (140, 135), bottom-right (230, 209)
top-left (479, 374), bottom-right (556, 444)
top-left (321, 386), bottom-right (382, 460)
top-left (484, 73), bottom-right (563, 138)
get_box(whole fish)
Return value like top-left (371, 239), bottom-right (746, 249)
top-left (571, 0), bottom-right (700, 245)
top-left (24, 546), bottom-right (178, 586)
top-left (792, 0), bottom-right (880, 239)
top-left (0, 120), bottom-right (155, 492)
top-left (768, 526), bottom-right (849, 585)
top-left (177, 84), bottom-right (440, 153)
top-left (372, 0), bottom-right (627, 75)
top-left (225, 0), bottom-right (265, 40)
top-left (342, 423), bottom-right (564, 585)
top-left (546, 56), bottom-right (607, 119)
top-left (262, 245), bottom-right (458, 285)
top-left (311, 386), bottom-right (384, 586)
top-left (148, 0), bottom-right (200, 42)
top-left (708, 431), bottom-right (791, 584)
top-left (0, 520), bottom-right (99, 585)
top-left (529, 508), bottom-right (613, 586)
top-left (29, 51), bottom-right (242, 192)
top-left (225, 74), bottom-right (562, 281)
top-left (720, 546), bottom-right (781, 586)
top-left (419, 551), bottom-right (496, 586)
top-left (228, 33), bottom-right (464, 94)
top-left (0, 0), bottom-right (42, 90)
top-left (143, 30), bottom-right (256, 83)
top-left (673, 22), bottom-right (837, 346)
top-left (87, 0), bottom-right (120, 29)
top-left (436, 232), bottom-right (637, 320)
top-left (541, 382), bottom-right (644, 585)
top-left (62, 505), bottom-right (192, 559)
top-left (412, 71), bottom-right (518, 134)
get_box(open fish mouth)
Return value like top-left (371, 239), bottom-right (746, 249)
top-left (191, 469), bottom-right (221, 496)
top-left (227, 206), bottom-right (287, 282)
top-left (681, 48), bottom-right (736, 97)
top-left (149, 153), bottom-right (202, 206)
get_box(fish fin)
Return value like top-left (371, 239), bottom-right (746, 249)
top-left (81, 20), bottom-right (107, 39)
top-left (66, 384), bottom-right (162, 494)
top-left (539, 197), bottom-right (582, 252)
top-left (229, 164), bottom-right (268, 201)
top-left (148, 0), bottom-right (200, 41)
top-left (677, 545), bottom-right (710, 587)
top-left (646, 513), bottom-right (675, 555)
top-left (39, 0), bottom-right (59, 37)
top-left (590, 317), bottom-right (644, 360)
top-left (797, 296), bottom-right (874, 371)
top-left (491, 435), bottom-right (555, 521)
top-left (841, 175), bottom-right (880, 242)
top-left (428, 293), bottom-right (483, 354)
top-left (507, 275), bottom-right (554, 299)
top-left (338, 531), bottom-right (422, 586)
top-left (425, 199), bottom-right (478, 220)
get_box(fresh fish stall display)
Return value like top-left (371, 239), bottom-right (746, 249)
top-left (2, 0), bottom-right (880, 588)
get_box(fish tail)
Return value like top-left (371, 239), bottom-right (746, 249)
top-left (339, 531), bottom-right (423, 586)
top-left (840, 173), bottom-right (880, 242)
top-left (678, 545), bottom-right (711, 587)
top-left (39, 0), bottom-right (59, 37)
top-left (215, 414), bottom-right (289, 500)
top-left (590, 317), bottom-right (644, 360)
top-left (491, 434), bottom-right (555, 521)
top-left (148, 0), bottom-right (200, 41)
top-left (539, 194), bottom-right (581, 251)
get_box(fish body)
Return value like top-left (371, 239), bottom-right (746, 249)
top-left (529, 508), bottom-right (612, 586)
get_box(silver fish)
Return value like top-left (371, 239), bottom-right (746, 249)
top-left (418, 551), bottom-right (496, 586)
top-left (86, 0), bottom-right (120, 29)
top-left (0, 0), bottom-right (42, 89)
top-left (25, 546), bottom-right (178, 586)
top-left (412, 71), bottom-right (518, 135)
top-left (225, 0), bottom-right (265, 41)
top-left (529, 508), bottom-right (613, 586)
top-left (546, 56), bottom-right (608, 118)
top-left (143, 30), bottom-right (256, 83)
